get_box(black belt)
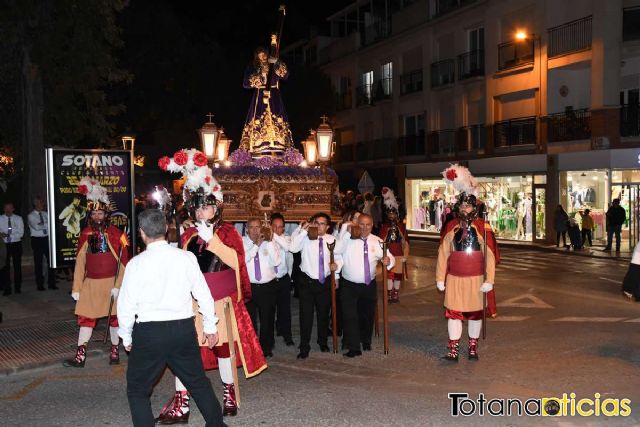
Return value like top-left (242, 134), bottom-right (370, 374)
top-left (138, 317), bottom-right (195, 326)
top-left (252, 279), bottom-right (277, 286)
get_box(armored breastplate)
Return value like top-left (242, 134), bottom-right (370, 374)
top-left (453, 224), bottom-right (481, 252)
top-left (386, 223), bottom-right (403, 244)
top-left (187, 237), bottom-right (229, 273)
top-left (88, 231), bottom-right (109, 254)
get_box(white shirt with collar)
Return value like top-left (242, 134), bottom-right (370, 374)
top-left (0, 214), bottom-right (24, 243)
top-left (243, 236), bottom-right (281, 284)
top-left (117, 240), bottom-right (218, 348)
top-left (290, 228), bottom-right (343, 281)
top-left (272, 232), bottom-right (294, 279)
top-left (337, 230), bottom-right (395, 284)
top-left (28, 210), bottom-right (49, 237)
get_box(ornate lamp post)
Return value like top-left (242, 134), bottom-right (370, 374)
top-left (302, 130), bottom-right (318, 166)
top-left (216, 129), bottom-right (231, 164)
top-left (315, 116), bottom-right (335, 174)
top-left (121, 133), bottom-right (136, 152)
top-left (199, 113), bottom-right (221, 163)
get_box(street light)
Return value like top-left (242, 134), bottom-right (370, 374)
top-left (315, 115), bottom-right (334, 162)
top-left (302, 130), bottom-right (318, 166)
top-left (199, 113), bottom-right (220, 162)
top-left (121, 133), bottom-right (136, 151)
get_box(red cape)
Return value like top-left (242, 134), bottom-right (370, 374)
top-left (77, 225), bottom-right (130, 266)
top-left (379, 222), bottom-right (409, 243)
top-left (181, 223), bottom-right (252, 301)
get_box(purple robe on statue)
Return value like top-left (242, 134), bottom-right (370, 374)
top-left (241, 60), bottom-right (293, 155)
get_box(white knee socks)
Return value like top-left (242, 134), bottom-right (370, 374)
top-left (447, 319), bottom-right (463, 340)
top-left (393, 280), bottom-right (400, 290)
top-left (468, 320), bottom-right (482, 339)
top-left (78, 326), bottom-right (93, 346)
top-left (175, 376), bottom-right (187, 392)
top-left (109, 327), bottom-right (119, 346)
top-left (218, 357), bottom-right (233, 385)
top-left (387, 279), bottom-right (393, 291)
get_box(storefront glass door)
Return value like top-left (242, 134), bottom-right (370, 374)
top-left (610, 183), bottom-right (640, 251)
top-left (533, 185), bottom-right (546, 241)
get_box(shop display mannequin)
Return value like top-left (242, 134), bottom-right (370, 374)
top-left (515, 193), bottom-right (526, 240)
top-left (524, 193), bottom-right (533, 237)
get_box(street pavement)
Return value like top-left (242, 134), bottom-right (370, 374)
top-left (1, 241), bottom-right (640, 426)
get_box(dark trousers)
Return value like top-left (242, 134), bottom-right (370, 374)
top-left (556, 231), bottom-right (567, 247)
top-left (246, 281), bottom-right (278, 352)
top-left (340, 279), bottom-right (377, 352)
top-left (2, 241), bottom-right (22, 293)
top-left (32, 237), bottom-right (56, 288)
top-left (126, 318), bottom-right (223, 427)
top-left (606, 224), bottom-right (622, 250)
top-left (581, 229), bottom-right (593, 246)
top-left (298, 273), bottom-right (330, 351)
top-left (275, 274), bottom-right (292, 340)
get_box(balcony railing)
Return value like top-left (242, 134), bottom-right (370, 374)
top-left (355, 84), bottom-right (373, 106)
top-left (355, 139), bottom-right (393, 161)
top-left (457, 50), bottom-right (484, 80)
top-left (546, 108), bottom-right (591, 142)
top-left (621, 104), bottom-right (640, 137)
top-left (336, 144), bottom-right (354, 163)
top-left (397, 134), bottom-right (426, 157)
top-left (430, 0), bottom-right (477, 18)
top-left (361, 20), bottom-right (391, 47)
top-left (494, 116), bottom-right (537, 147)
top-left (400, 69), bottom-right (423, 95)
top-left (373, 78), bottom-right (393, 101)
top-left (498, 39), bottom-right (534, 70)
top-left (459, 124), bottom-right (486, 151)
top-left (429, 129), bottom-right (456, 155)
top-left (430, 59), bottom-right (455, 87)
top-left (334, 92), bottom-right (352, 111)
top-left (548, 16), bottom-right (592, 58)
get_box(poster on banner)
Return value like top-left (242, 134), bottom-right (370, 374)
top-left (45, 148), bottom-right (135, 268)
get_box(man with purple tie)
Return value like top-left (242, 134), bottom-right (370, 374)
top-left (289, 213), bottom-right (341, 360)
top-left (243, 218), bottom-right (281, 357)
top-left (337, 214), bottom-right (394, 357)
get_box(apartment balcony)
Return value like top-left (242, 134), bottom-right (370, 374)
top-left (458, 124), bottom-right (486, 151)
top-left (548, 16), bottom-right (592, 58)
top-left (621, 104), bottom-right (640, 137)
top-left (493, 116), bottom-right (537, 147)
top-left (546, 108), bottom-right (591, 142)
top-left (498, 39), bottom-right (534, 71)
top-left (400, 69), bottom-right (423, 95)
top-left (373, 78), bottom-right (393, 101)
top-left (355, 84), bottom-right (373, 106)
top-left (430, 0), bottom-right (477, 19)
top-left (430, 59), bottom-right (455, 88)
top-left (429, 129), bottom-right (456, 156)
top-left (457, 50), bottom-right (484, 80)
top-left (361, 20), bottom-right (391, 48)
top-left (397, 134), bottom-right (426, 157)
top-left (334, 92), bottom-right (352, 111)
top-left (355, 139), bottom-right (394, 161)
top-left (335, 143), bottom-right (355, 163)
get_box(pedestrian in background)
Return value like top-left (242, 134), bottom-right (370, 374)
top-left (118, 209), bottom-right (224, 427)
top-left (554, 205), bottom-right (569, 248)
top-left (28, 197), bottom-right (57, 291)
top-left (604, 199), bottom-right (626, 251)
top-left (580, 209), bottom-right (594, 247)
top-left (0, 202), bottom-right (24, 295)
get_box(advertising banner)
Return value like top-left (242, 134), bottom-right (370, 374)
top-left (46, 149), bottom-right (134, 267)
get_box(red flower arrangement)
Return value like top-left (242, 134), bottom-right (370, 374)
top-left (158, 156), bottom-right (171, 171)
top-left (78, 185), bottom-right (88, 195)
top-left (445, 169), bottom-right (458, 181)
top-left (193, 151), bottom-right (207, 167)
top-left (204, 176), bottom-right (211, 185)
top-left (173, 150), bottom-right (188, 166)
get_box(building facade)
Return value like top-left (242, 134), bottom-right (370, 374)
top-left (287, 0), bottom-right (640, 248)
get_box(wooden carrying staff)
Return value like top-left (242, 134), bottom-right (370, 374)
top-left (224, 299), bottom-right (240, 406)
top-left (326, 241), bottom-right (338, 354)
top-left (379, 241), bottom-right (390, 355)
top-left (482, 211), bottom-right (488, 340)
top-left (103, 226), bottom-right (128, 344)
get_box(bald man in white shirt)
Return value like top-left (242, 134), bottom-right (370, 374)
top-left (118, 209), bottom-right (223, 426)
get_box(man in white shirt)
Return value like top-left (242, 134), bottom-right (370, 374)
top-left (336, 214), bottom-right (394, 358)
top-left (117, 209), bottom-right (224, 427)
top-left (290, 212), bottom-right (341, 360)
top-left (243, 218), bottom-right (281, 357)
top-left (28, 197), bottom-right (57, 291)
top-left (1, 202), bottom-right (24, 296)
top-left (270, 213), bottom-right (295, 347)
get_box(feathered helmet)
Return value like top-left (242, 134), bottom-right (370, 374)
top-left (158, 149), bottom-right (223, 213)
top-left (77, 177), bottom-right (111, 213)
top-left (381, 187), bottom-right (399, 215)
top-left (442, 164), bottom-right (480, 221)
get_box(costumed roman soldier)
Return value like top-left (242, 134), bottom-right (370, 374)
top-left (63, 177), bottom-right (129, 368)
top-left (156, 149), bottom-right (267, 423)
top-left (379, 187), bottom-right (410, 304)
top-left (435, 165), bottom-right (499, 362)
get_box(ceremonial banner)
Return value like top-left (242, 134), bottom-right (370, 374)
top-left (45, 148), bottom-right (135, 267)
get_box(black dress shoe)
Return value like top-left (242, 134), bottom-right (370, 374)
top-left (297, 350), bottom-right (309, 359)
top-left (37, 285), bottom-right (46, 291)
top-left (362, 343), bottom-right (372, 351)
top-left (319, 344), bottom-right (330, 352)
top-left (284, 338), bottom-right (295, 346)
top-left (48, 285), bottom-right (59, 290)
top-left (343, 350), bottom-right (362, 358)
